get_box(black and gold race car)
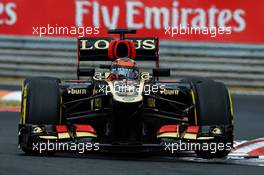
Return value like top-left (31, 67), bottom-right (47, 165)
top-left (18, 29), bottom-right (234, 159)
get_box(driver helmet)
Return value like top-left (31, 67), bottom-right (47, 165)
top-left (109, 58), bottom-right (139, 80)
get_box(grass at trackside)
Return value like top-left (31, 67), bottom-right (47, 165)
top-left (228, 86), bottom-right (264, 94)
top-left (0, 77), bottom-right (24, 85)
top-left (0, 101), bottom-right (20, 108)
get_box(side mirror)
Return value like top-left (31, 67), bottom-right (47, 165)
top-left (152, 68), bottom-right (170, 77)
top-left (77, 68), bottom-right (95, 77)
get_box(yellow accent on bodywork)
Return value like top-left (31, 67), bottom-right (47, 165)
top-left (20, 83), bottom-right (24, 124)
top-left (39, 136), bottom-right (58, 139)
top-left (157, 132), bottom-right (180, 138)
top-left (58, 133), bottom-right (70, 139)
top-left (75, 132), bottom-right (97, 138)
top-left (21, 83), bottom-right (27, 124)
top-left (227, 89), bottom-right (234, 125)
top-left (196, 137), bottom-right (214, 140)
top-left (183, 133), bottom-right (197, 140)
top-left (190, 90), bottom-right (198, 125)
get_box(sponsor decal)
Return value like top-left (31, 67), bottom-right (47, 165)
top-left (160, 89), bottom-right (179, 95)
top-left (0, 1), bottom-right (263, 43)
top-left (67, 88), bottom-right (87, 95)
top-left (80, 39), bottom-right (156, 50)
top-left (0, 2), bottom-right (17, 26)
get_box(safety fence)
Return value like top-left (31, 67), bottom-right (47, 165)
top-left (0, 35), bottom-right (264, 87)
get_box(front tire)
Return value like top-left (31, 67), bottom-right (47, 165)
top-left (20, 77), bottom-right (61, 154)
top-left (184, 77), bottom-right (233, 159)
top-left (23, 77), bottom-right (61, 124)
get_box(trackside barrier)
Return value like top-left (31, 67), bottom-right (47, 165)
top-left (0, 35), bottom-right (264, 88)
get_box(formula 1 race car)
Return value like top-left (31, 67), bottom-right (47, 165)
top-left (18, 29), bottom-right (234, 159)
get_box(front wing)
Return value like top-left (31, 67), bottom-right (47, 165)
top-left (18, 123), bottom-right (233, 154)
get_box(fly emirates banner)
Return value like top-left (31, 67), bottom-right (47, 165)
top-left (0, 0), bottom-right (263, 44)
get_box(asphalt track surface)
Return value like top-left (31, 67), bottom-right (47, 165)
top-left (0, 92), bottom-right (264, 174)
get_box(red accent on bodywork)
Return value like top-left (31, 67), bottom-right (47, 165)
top-left (108, 40), bottom-right (117, 60)
top-left (56, 125), bottom-right (67, 133)
top-left (157, 125), bottom-right (179, 134)
top-left (74, 124), bottom-right (96, 133)
top-left (107, 73), bottom-right (119, 81)
top-left (108, 40), bottom-right (136, 60)
top-left (127, 40), bottom-right (136, 59)
top-left (186, 126), bottom-right (199, 133)
top-left (114, 40), bottom-right (131, 59)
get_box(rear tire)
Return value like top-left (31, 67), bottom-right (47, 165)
top-left (183, 77), bottom-right (233, 159)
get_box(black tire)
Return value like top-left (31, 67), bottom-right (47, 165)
top-left (183, 77), bottom-right (233, 159)
top-left (23, 77), bottom-right (61, 124)
top-left (20, 77), bottom-right (61, 154)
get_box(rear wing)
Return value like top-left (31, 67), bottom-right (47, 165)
top-left (77, 37), bottom-right (159, 61)
top-left (76, 29), bottom-right (159, 79)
